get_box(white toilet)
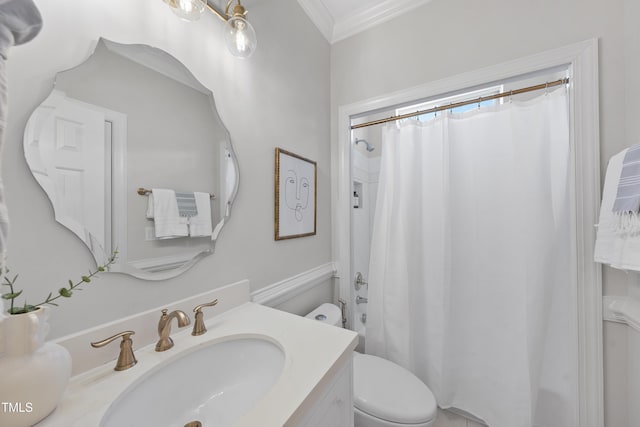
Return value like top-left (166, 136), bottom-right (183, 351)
top-left (306, 304), bottom-right (437, 427)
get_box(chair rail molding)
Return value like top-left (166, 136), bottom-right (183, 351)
top-left (251, 262), bottom-right (337, 307)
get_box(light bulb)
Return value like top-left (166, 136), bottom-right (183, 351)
top-left (164, 0), bottom-right (205, 22)
top-left (223, 16), bottom-right (257, 58)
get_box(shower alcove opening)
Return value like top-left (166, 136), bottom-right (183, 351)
top-left (333, 39), bottom-right (602, 427)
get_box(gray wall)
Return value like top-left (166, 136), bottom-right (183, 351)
top-left (3, 0), bottom-right (331, 337)
top-left (330, 0), bottom-right (636, 425)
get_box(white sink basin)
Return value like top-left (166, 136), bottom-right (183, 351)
top-left (100, 336), bottom-right (285, 427)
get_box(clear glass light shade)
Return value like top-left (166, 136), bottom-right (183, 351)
top-left (223, 16), bottom-right (257, 58)
top-left (164, 0), bottom-right (205, 21)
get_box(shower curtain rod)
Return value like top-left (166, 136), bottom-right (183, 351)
top-left (350, 78), bottom-right (570, 130)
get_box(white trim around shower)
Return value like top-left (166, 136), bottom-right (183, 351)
top-left (332, 38), bottom-right (602, 427)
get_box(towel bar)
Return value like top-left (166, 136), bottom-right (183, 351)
top-left (137, 187), bottom-right (215, 199)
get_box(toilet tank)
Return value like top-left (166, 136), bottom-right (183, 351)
top-left (305, 303), bottom-right (342, 327)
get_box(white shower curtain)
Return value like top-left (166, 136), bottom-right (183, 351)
top-left (366, 88), bottom-right (575, 427)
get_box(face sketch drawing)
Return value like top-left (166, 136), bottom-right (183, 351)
top-left (285, 169), bottom-right (310, 222)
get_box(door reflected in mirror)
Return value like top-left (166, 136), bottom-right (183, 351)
top-left (24, 39), bottom-right (239, 280)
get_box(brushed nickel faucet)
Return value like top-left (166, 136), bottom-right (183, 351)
top-left (155, 309), bottom-right (191, 352)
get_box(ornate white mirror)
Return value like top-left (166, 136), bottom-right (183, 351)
top-left (23, 38), bottom-right (239, 280)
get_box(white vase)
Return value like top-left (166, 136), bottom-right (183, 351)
top-left (0, 307), bottom-right (72, 427)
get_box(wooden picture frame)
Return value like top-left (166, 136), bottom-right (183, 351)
top-left (274, 148), bottom-right (317, 240)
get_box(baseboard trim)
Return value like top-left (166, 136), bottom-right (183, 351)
top-left (251, 262), bottom-right (337, 307)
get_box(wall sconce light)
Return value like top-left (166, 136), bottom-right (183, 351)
top-left (163, 0), bottom-right (257, 58)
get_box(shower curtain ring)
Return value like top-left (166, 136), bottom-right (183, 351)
top-left (509, 90), bottom-right (513, 103)
top-left (545, 82), bottom-right (549, 95)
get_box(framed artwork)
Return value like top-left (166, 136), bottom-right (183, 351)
top-left (275, 148), bottom-right (317, 240)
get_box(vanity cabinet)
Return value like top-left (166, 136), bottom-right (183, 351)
top-left (298, 357), bottom-right (354, 427)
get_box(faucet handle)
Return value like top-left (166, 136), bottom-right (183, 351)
top-left (91, 331), bottom-right (137, 371)
top-left (355, 272), bottom-right (368, 290)
top-left (192, 299), bottom-right (218, 336)
top-left (193, 299), bottom-right (218, 313)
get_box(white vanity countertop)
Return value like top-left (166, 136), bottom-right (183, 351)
top-left (37, 302), bottom-right (358, 427)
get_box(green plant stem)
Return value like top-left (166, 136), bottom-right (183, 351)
top-left (37, 265), bottom-right (104, 307)
top-left (5, 274), bottom-right (14, 313)
top-left (2, 250), bottom-right (117, 314)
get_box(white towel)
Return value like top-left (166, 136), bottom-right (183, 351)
top-left (189, 192), bottom-right (213, 237)
top-left (149, 189), bottom-right (188, 239)
top-left (146, 193), bottom-right (155, 219)
top-left (594, 148), bottom-right (640, 270)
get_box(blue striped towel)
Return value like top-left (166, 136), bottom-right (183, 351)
top-left (175, 192), bottom-right (198, 218)
top-left (613, 145), bottom-right (640, 233)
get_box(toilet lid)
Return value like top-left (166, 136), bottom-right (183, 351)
top-left (353, 353), bottom-right (437, 424)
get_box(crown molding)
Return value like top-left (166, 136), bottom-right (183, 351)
top-left (332, 0), bottom-right (433, 43)
top-left (297, 0), bottom-right (433, 44)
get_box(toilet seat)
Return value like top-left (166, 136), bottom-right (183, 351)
top-left (353, 352), bottom-right (437, 424)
